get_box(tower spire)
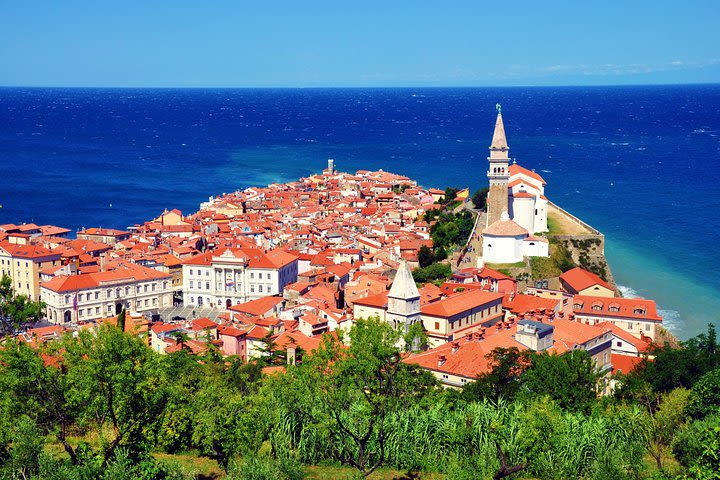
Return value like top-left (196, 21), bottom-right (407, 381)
top-left (490, 108), bottom-right (508, 151)
top-left (387, 260), bottom-right (421, 332)
top-left (486, 106), bottom-right (511, 226)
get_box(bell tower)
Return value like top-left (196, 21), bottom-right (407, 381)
top-left (386, 260), bottom-right (421, 332)
top-left (486, 105), bottom-right (510, 226)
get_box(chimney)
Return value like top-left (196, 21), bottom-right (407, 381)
top-left (438, 354), bottom-right (446, 366)
top-left (451, 341), bottom-right (460, 353)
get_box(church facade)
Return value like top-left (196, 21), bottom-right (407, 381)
top-left (483, 109), bottom-right (549, 264)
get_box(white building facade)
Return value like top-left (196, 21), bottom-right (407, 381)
top-left (40, 264), bottom-right (173, 324)
top-left (182, 248), bottom-right (298, 308)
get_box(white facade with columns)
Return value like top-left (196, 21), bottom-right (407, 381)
top-left (182, 248), bottom-right (298, 308)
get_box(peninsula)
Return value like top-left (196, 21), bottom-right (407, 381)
top-left (0, 109), bottom-right (665, 385)
top-left (3, 109), bottom-right (709, 480)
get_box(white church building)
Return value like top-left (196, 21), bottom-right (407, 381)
top-left (482, 108), bottom-right (550, 264)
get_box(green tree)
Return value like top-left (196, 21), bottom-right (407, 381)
top-left (412, 263), bottom-right (451, 284)
top-left (521, 350), bottom-right (600, 412)
top-left (472, 187), bottom-right (489, 210)
top-left (117, 308), bottom-right (126, 332)
top-left (687, 368), bottom-right (720, 419)
top-left (441, 187), bottom-right (460, 205)
top-left (417, 245), bottom-right (434, 268)
top-left (0, 338), bottom-right (82, 464)
top-left (673, 413), bottom-right (720, 470)
top-left (61, 325), bottom-right (171, 464)
top-left (0, 274), bottom-right (45, 337)
top-left (190, 369), bottom-right (266, 471)
top-left (305, 317), bottom-right (437, 477)
top-left (640, 387), bottom-right (691, 470)
top-left (462, 347), bottom-right (532, 402)
top-left (625, 324), bottom-right (720, 394)
top-left (402, 321), bottom-right (428, 352)
top-left (258, 331), bottom-right (285, 365)
top-left (4, 416), bottom-right (46, 477)
top-left (170, 330), bottom-right (190, 351)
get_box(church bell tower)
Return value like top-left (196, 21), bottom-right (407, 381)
top-left (486, 105), bottom-right (510, 226)
top-left (386, 260), bottom-right (421, 332)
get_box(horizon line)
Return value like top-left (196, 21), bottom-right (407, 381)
top-left (1, 81), bottom-right (719, 90)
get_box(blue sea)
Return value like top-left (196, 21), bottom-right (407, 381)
top-left (1, 86), bottom-right (719, 339)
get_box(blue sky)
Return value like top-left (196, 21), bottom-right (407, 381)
top-left (1, 0), bottom-right (718, 87)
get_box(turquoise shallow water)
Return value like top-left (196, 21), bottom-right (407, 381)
top-left (0, 86), bottom-right (718, 339)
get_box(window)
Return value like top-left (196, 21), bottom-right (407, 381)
top-left (144, 285), bottom-right (148, 293)
top-left (95, 292), bottom-right (99, 300)
top-left (190, 280), bottom-right (194, 288)
top-left (95, 307), bottom-right (100, 314)
top-left (634, 308), bottom-right (646, 315)
top-left (189, 269), bottom-right (193, 276)
top-left (616, 341), bottom-right (622, 347)
top-left (78, 293), bottom-right (83, 301)
top-left (250, 272), bottom-right (254, 279)
top-left (107, 305), bottom-right (112, 312)
top-left (435, 322), bottom-right (440, 330)
top-left (627, 322), bottom-right (633, 330)
top-left (79, 309), bottom-right (84, 316)
top-left (645, 324), bottom-right (651, 331)
top-left (259, 285), bottom-right (263, 293)
top-left (205, 270), bottom-right (209, 277)
top-left (205, 282), bottom-right (210, 290)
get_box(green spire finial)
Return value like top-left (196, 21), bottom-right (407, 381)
top-left (496, 103), bottom-right (502, 114)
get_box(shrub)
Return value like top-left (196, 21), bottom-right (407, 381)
top-left (687, 368), bottom-right (720, 419)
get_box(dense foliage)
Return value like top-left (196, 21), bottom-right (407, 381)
top-left (471, 187), bottom-right (489, 211)
top-left (0, 317), bottom-right (719, 479)
top-left (0, 274), bottom-right (45, 336)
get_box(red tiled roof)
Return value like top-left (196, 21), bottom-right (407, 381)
top-left (612, 354), bottom-right (644, 375)
top-left (560, 267), bottom-right (613, 293)
top-left (509, 164), bottom-right (546, 185)
top-left (573, 295), bottom-right (662, 322)
top-left (421, 290), bottom-right (503, 318)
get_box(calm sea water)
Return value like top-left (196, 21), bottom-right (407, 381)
top-left (1, 86), bottom-right (718, 339)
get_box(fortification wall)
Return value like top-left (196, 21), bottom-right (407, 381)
top-left (546, 202), bottom-right (617, 289)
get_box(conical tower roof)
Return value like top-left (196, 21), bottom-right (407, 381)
top-left (490, 112), bottom-right (508, 150)
top-left (389, 260), bottom-right (420, 300)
